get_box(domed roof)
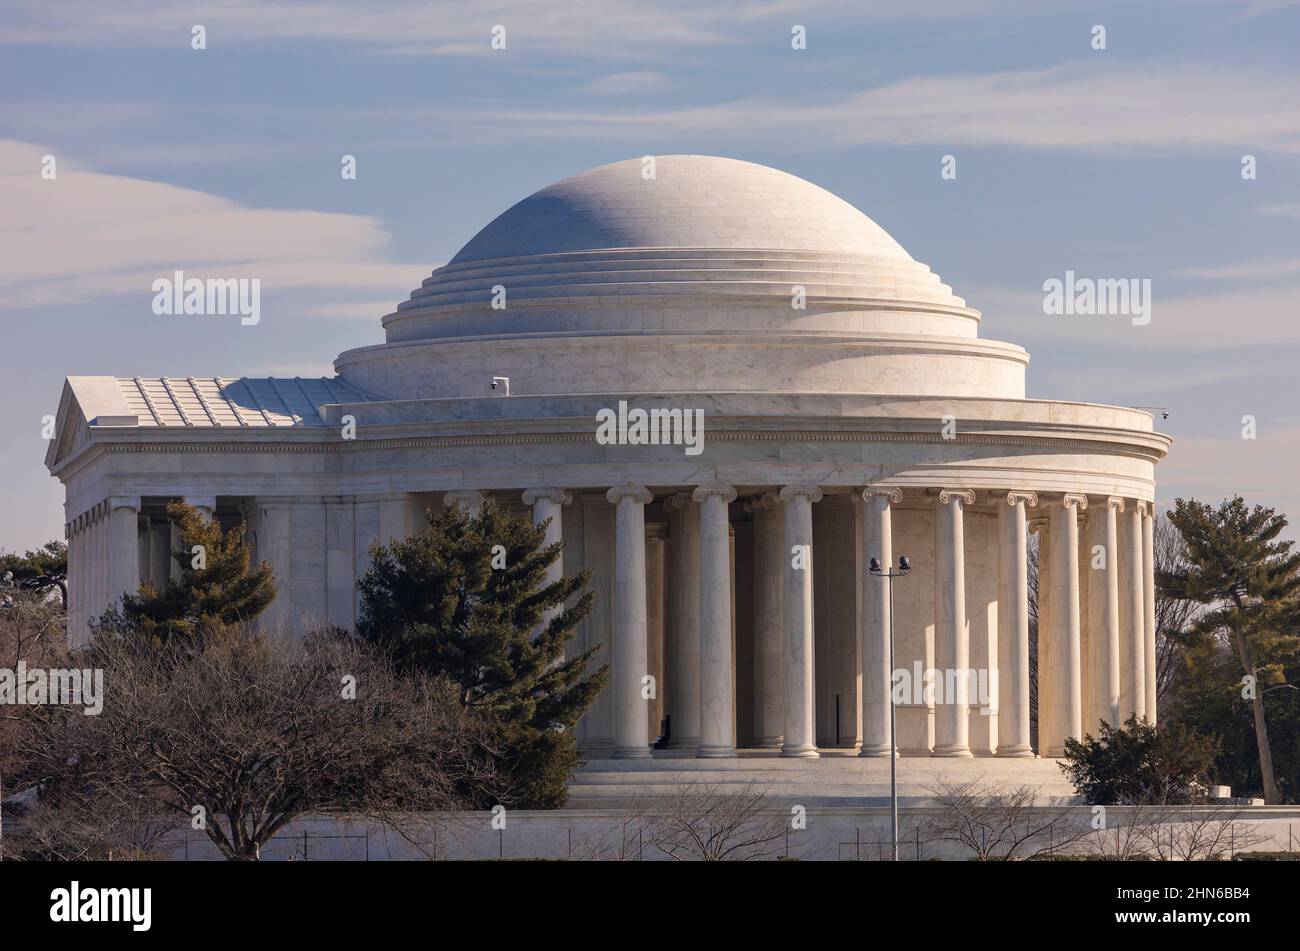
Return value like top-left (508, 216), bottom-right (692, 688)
top-left (386, 155), bottom-right (977, 343)
top-left (449, 155), bottom-right (914, 265)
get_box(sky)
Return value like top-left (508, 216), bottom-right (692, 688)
top-left (2, 0), bottom-right (1299, 553)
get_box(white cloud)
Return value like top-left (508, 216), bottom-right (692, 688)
top-left (580, 71), bottom-right (670, 96)
top-left (321, 63), bottom-right (1300, 156)
top-left (970, 283), bottom-right (1300, 351)
top-left (0, 140), bottom-right (418, 313)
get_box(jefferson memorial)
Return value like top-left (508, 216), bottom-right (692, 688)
top-left (47, 156), bottom-right (1168, 789)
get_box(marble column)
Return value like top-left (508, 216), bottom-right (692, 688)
top-left (257, 497), bottom-right (294, 632)
top-left (934, 490), bottom-right (974, 757)
top-left (861, 488), bottom-right (902, 757)
top-left (780, 484), bottom-right (822, 758)
top-left (106, 496), bottom-right (142, 614)
top-left (68, 519), bottom-right (84, 646)
top-left (646, 524), bottom-right (668, 741)
top-left (997, 491), bottom-right (1037, 757)
top-left (665, 493), bottom-right (701, 751)
top-left (1043, 494), bottom-right (1086, 756)
top-left (377, 492), bottom-right (422, 543)
top-left (186, 495), bottom-right (216, 522)
top-left (1085, 498), bottom-right (1124, 731)
top-left (1142, 503), bottom-right (1158, 726)
top-left (149, 517), bottom-right (170, 590)
top-left (694, 482), bottom-right (738, 758)
top-left (444, 490), bottom-right (485, 516)
top-left (1121, 501), bottom-right (1147, 722)
top-left (608, 485), bottom-right (652, 758)
top-left (523, 488), bottom-right (572, 632)
top-left (749, 493), bottom-right (784, 749)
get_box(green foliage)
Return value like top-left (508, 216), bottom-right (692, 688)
top-left (101, 502), bottom-right (276, 645)
top-left (1170, 638), bottom-right (1300, 802)
top-left (1060, 715), bottom-right (1221, 805)
top-left (0, 539), bottom-right (67, 580)
top-left (1159, 495), bottom-right (1300, 803)
top-left (356, 500), bottom-right (607, 807)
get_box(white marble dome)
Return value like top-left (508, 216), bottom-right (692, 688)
top-left (351, 155), bottom-right (1023, 401)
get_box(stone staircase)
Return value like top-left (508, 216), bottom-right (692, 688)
top-left (567, 754), bottom-right (1081, 809)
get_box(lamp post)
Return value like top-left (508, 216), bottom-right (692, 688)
top-left (869, 554), bottom-right (910, 862)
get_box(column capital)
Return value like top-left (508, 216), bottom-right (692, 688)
top-left (693, 482), bottom-right (737, 504)
top-left (1064, 492), bottom-right (1089, 511)
top-left (645, 522), bottom-right (670, 541)
top-left (744, 492), bottom-right (782, 512)
top-left (184, 495), bottom-right (217, 511)
top-left (1028, 516), bottom-right (1049, 534)
top-left (1104, 496), bottom-right (1126, 512)
top-left (108, 495), bottom-right (142, 512)
top-left (444, 489), bottom-right (486, 511)
top-left (937, 488), bottom-right (975, 506)
top-left (1135, 499), bottom-right (1152, 517)
top-left (522, 487), bottom-right (572, 507)
top-left (1005, 490), bottom-right (1039, 508)
top-left (665, 491), bottom-right (693, 511)
top-left (860, 486), bottom-right (904, 504)
top-left (778, 484), bottom-right (823, 504)
top-left (607, 484), bottom-right (653, 505)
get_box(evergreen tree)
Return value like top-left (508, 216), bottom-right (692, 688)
top-left (356, 500), bottom-right (607, 807)
top-left (1160, 495), bottom-right (1300, 804)
top-left (1060, 715), bottom-right (1221, 805)
top-left (105, 501), bottom-right (276, 645)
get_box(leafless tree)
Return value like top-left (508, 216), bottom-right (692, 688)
top-left (1153, 512), bottom-right (1200, 703)
top-left (640, 781), bottom-right (790, 861)
top-left (1132, 804), bottom-right (1266, 861)
top-left (18, 626), bottom-right (502, 861)
top-left (921, 779), bottom-right (1092, 860)
top-left (0, 588), bottom-right (69, 859)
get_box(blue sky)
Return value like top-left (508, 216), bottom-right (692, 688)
top-left (3, 0), bottom-right (1299, 551)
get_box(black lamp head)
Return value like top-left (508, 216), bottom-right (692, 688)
top-left (898, 555), bottom-right (911, 572)
top-left (868, 557), bottom-right (882, 573)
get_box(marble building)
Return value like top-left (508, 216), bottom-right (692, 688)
top-left (46, 156), bottom-right (1169, 775)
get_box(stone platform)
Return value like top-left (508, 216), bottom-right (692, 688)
top-left (567, 754), bottom-right (1080, 808)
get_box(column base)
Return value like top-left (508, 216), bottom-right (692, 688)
top-left (932, 746), bottom-right (973, 758)
top-left (995, 745), bottom-right (1036, 758)
top-left (755, 735), bottom-right (784, 748)
top-left (612, 748), bottom-right (652, 759)
top-left (858, 745), bottom-right (897, 758)
top-left (667, 737), bottom-right (700, 753)
top-left (697, 747), bottom-right (738, 759)
top-left (780, 745), bottom-right (820, 758)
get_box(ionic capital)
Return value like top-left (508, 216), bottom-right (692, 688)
top-left (692, 482), bottom-right (737, 504)
top-left (1106, 496), bottom-right (1126, 513)
top-left (607, 484), bottom-right (653, 506)
top-left (645, 522), bottom-right (670, 541)
top-left (108, 495), bottom-right (142, 512)
top-left (1005, 490), bottom-right (1039, 508)
top-left (937, 489), bottom-right (975, 506)
top-left (744, 492), bottom-right (782, 513)
top-left (1135, 499), bottom-right (1152, 518)
top-left (664, 492), bottom-right (692, 511)
top-left (1062, 493), bottom-right (1089, 511)
top-left (523, 487), bottom-right (572, 507)
top-left (444, 490), bottom-right (485, 511)
top-left (861, 486), bottom-right (904, 505)
top-left (779, 484), bottom-right (823, 504)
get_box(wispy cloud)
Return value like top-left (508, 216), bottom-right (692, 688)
top-left (0, 140), bottom-right (418, 312)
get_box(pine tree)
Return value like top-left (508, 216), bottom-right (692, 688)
top-left (106, 501), bottom-right (276, 645)
top-left (1160, 496), bottom-right (1300, 804)
top-left (356, 500), bottom-right (606, 807)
